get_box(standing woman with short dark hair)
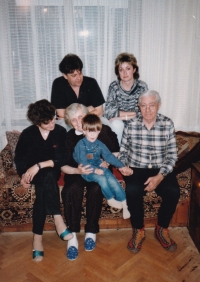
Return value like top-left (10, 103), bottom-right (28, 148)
top-left (14, 99), bottom-right (72, 262)
top-left (104, 52), bottom-right (148, 143)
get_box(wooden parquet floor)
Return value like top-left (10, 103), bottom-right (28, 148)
top-left (0, 227), bottom-right (200, 282)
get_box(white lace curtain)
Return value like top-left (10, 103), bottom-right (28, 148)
top-left (0, 0), bottom-right (200, 149)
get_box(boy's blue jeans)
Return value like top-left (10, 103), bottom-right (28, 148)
top-left (82, 168), bottom-right (126, 201)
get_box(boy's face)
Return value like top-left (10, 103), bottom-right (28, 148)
top-left (83, 130), bottom-right (100, 142)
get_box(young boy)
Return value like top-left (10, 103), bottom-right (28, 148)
top-left (73, 114), bottom-right (131, 219)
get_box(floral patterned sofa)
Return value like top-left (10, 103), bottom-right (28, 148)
top-left (0, 131), bottom-right (200, 232)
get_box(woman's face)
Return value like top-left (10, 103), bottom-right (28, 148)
top-left (118, 62), bottom-right (136, 82)
top-left (70, 108), bottom-right (85, 131)
top-left (40, 117), bottom-right (56, 131)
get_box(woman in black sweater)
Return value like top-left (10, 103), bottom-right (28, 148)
top-left (14, 99), bottom-right (72, 262)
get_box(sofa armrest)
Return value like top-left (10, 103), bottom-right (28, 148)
top-left (0, 154), bottom-right (6, 186)
top-left (174, 141), bottom-right (200, 174)
top-left (0, 144), bottom-right (13, 187)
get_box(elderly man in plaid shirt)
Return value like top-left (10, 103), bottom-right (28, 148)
top-left (118, 90), bottom-right (180, 254)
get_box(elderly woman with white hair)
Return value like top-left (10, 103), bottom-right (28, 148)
top-left (61, 103), bottom-right (127, 261)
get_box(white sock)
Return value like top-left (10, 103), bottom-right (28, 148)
top-left (107, 198), bottom-right (123, 209)
top-left (67, 232), bottom-right (78, 250)
top-left (85, 232), bottom-right (96, 242)
top-left (122, 200), bottom-right (130, 219)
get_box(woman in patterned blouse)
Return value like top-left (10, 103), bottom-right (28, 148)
top-left (104, 52), bottom-right (148, 143)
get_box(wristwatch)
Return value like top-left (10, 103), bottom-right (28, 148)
top-left (160, 172), bottom-right (167, 178)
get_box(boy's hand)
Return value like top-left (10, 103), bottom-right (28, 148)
top-left (95, 168), bottom-right (104, 175)
top-left (100, 160), bottom-right (109, 168)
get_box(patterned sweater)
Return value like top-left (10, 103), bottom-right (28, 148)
top-left (104, 79), bottom-right (148, 120)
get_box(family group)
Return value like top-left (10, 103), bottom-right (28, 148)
top-left (14, 53), bottom-right (180, 262)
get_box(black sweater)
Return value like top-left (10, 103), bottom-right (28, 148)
top-left (14, 124), bottom-right (67, 177)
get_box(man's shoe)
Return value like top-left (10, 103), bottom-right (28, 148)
top-left (127, 228), bottom-right (145, 254)
top-left (155, 224), bottom-right (177, 252)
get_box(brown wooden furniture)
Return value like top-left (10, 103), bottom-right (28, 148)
top-left (188, 162), bottom-right (200, 252)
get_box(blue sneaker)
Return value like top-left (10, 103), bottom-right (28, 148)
top-left (84, 238), bottom-right (96, 251)
top-left (66, 246), bottom-right (78, 261)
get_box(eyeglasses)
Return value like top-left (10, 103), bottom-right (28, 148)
top-left (139, 103), bottom-right (157, 110)
top-left (71, 115), bottom-right (83, 124)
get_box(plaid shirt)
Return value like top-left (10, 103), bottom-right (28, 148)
top-left (118, 113), bottom-right (178, 175)
top-left (104, 79), bottom-right (148, 120)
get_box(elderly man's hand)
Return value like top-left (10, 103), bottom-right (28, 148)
top-left (144, 174), bottom-right (164, 192)
top-left (119, 166), bottom-right (133, 176)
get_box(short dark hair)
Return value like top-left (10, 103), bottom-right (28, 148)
top-left (82, 114), bottom-right (102, 132)
top-left (115, 52), bottom-right (139, 80)
top-left (27, 99), bottom-right (55, 125)
top-left (59, 54), bottom-right (83, 75)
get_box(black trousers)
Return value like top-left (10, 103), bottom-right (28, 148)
top-left (32, 168), bottom-right (61, 235)
top-left (61, 175), bottom-right (103, 233)
top-left (124, 168), bottom-right (180, 229)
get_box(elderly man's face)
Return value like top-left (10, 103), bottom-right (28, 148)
top-left (139, 95), bottom-right (161, 124)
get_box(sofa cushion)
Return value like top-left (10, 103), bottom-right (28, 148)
top-left (6, 131), bottom-right (21, 169)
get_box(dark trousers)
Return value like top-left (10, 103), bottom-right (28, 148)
top-left (61, 175), bottom-right (103, 233)
top-left (32, 168), bottom-right (61, 235)
top-left (124, 168), bottom-right (180, 229)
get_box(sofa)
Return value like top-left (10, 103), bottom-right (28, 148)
top-left (0, 130), bottom-right (200, 232)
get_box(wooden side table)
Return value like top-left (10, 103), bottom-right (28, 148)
top-left (188, 162), bottom-right (200, 252)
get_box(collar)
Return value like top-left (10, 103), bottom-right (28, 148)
top-left (75, 130), bottom-right (83, 135)
top-left (118, 79), bottom-right (138, 93)
top-left (83, 137), bottom-right (98, 147)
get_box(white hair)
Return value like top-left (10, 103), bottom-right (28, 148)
top-left (65, 103), bottom-right (89, 126)
top-left (138, 90), bottom-right (161, 104)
